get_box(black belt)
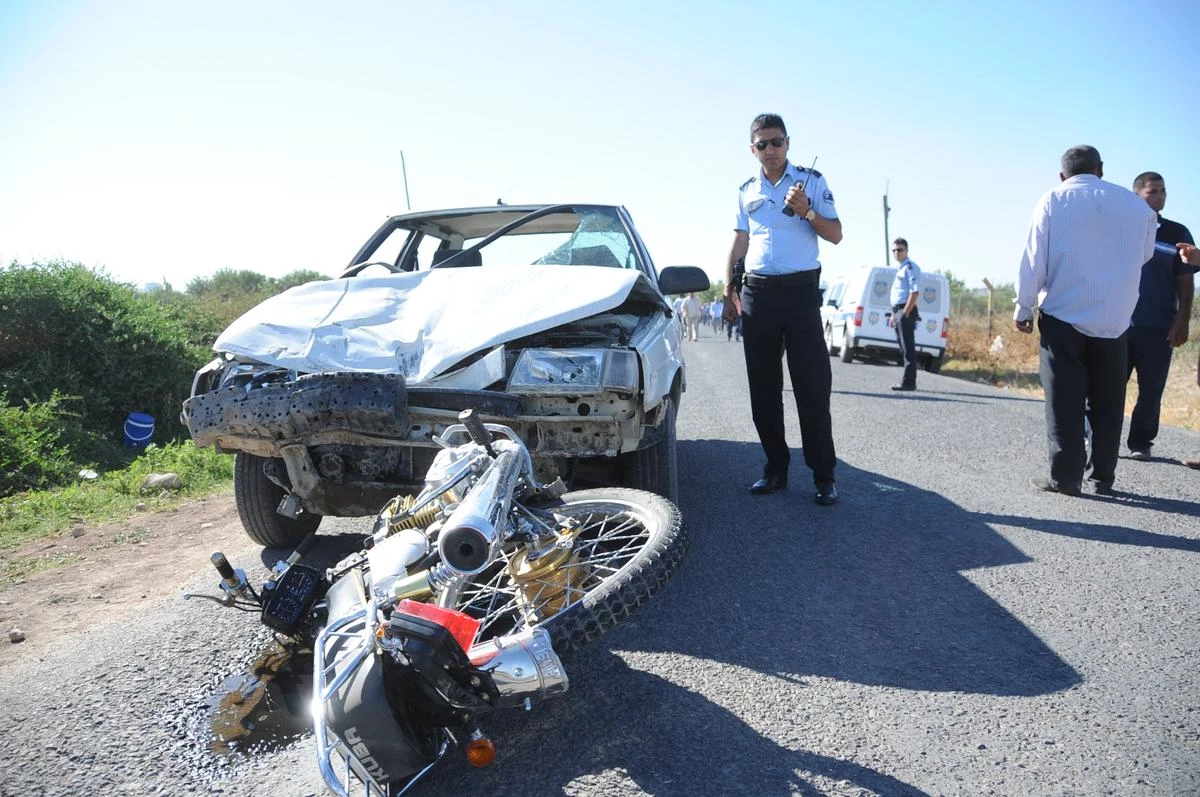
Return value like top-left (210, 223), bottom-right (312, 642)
top-left (744, 270), bottom-right (821, 289)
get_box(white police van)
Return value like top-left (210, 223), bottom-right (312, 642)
top-left (820, 265), bottom-right (950, 373)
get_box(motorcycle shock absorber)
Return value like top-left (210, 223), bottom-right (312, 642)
top-left (377, 494), bottom-right (440, 534)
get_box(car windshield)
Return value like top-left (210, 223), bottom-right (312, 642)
top-left (359, 205), bottom-right (642, 274)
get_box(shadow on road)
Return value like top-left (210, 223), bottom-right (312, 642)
top-left (832, 388), bottom-right (1042, 405)
top-left (654, 439), bottom-right (1081, 697)
top-left (977, 511), bottom-right (1200, 551)
top-left (426, 650), bottom-right (934, 797)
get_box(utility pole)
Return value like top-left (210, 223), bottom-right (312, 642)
top-left (882, 181), bottom-right (891, 265)
top-left (399, 150), bottom-right (412, 211)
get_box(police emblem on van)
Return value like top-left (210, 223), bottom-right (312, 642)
top-left (922, 287), bottom-right (938, 303)
top-left (873, 280), bottom-right (888, 298)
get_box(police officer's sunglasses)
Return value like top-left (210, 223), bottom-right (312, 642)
top-left (753, 137), bottom-right (788, 151)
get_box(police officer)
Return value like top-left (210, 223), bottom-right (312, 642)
top-left (723, 113), bottom-right (843, 505)
top-left (888, 238), bottom-right (921, 391)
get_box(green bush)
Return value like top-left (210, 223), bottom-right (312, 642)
top-left (0, 391), bottom-right (85, 493)
top-left (0, 261), bottom-right (328, 499)
top-left (0, 262), bottom-right (214, 490)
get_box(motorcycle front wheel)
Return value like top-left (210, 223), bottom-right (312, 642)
top-left (441, 487), bottom-right (687, 656)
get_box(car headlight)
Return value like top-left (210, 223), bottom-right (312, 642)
top-left (507, 349), bottom-right (639, 395)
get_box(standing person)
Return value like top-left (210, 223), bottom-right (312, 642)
top-left (888, 238), bottom-right (922, 392)
top-left (722, 112), bottom-right (842, 505)
top-left (1179, 242), bottom-right (1200, 470)
top-left (683, 292), bottom-right (700, 342)
top-left (1124, 172), bottom-right (1196, 460)
top-left (1014, 145), bottom-right (1157, 496)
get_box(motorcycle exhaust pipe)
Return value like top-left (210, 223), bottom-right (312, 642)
top-left (471, 628), bottom-right (569, 709)
top-left (438, 449), bottom-right (521, 575)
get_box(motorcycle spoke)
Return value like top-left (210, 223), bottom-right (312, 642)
top-left (448, 503), bottom-right (655, 641)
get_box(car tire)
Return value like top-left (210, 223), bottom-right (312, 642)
top-left (233, 452), bottom-right (322, 548)
top-left (824, 323), bottom-right (838, 356)
top-left (839, 327), bottom-right (856, 363)
top-left (925, 353), bottom-right (944, 374)
top-left (621, 396), bottom-right (679, 504)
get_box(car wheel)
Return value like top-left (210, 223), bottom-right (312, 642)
top-left (824, 323), bottom-right (838, 356)
top-left (233, 452), bottom-right (322, 548)
top-left (839, 327), bottom-right (856, 363)
top-left (924, 353), bottom-right (944, 374)
top-left (621, 395), bottom-right (679, 504)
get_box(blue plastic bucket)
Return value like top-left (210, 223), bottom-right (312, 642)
top-left (124, 412), bottom-right (155, 448)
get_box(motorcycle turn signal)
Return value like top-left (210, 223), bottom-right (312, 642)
top-left (465, 733), bottom-right (496, 768)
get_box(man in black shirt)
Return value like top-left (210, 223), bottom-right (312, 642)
top-left (1125, 172), bottom-right (1196, 460)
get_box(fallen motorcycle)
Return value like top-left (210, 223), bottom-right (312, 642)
top-left (201, 409), bottom-right (687, 796)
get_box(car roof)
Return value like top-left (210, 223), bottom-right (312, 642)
top-left (385, 204), bottom-right (626, 239)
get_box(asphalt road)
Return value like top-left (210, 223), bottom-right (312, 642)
top-left (3, 327), bottom-right (1198, 796)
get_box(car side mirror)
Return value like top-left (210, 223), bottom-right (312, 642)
top-left (658, 266), bottom-right (710, 296)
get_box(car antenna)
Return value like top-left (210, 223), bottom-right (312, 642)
top-left (496, 173), bottom-right (528, 206)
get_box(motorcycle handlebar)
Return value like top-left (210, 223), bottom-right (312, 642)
top-left (285, 531), bottom-right (319, 567)
top-left (210, 551), bottom-right (236, 583)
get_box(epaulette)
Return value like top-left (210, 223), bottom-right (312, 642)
top-left (739, 176), bottom-right (756, 191)
top-left (795, 165), bottom-right (823, 180)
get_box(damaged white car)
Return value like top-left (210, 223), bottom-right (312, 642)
top-left (182, 204), bottom-right (710, 546)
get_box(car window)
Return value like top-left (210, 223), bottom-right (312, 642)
top-left (454, 207), bottom-right (638, 270)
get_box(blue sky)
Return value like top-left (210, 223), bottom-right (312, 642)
top-left (2, 0), bottom-right (1198, 292)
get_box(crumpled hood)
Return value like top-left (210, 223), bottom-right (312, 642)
top-left (214, 266), bottom-right (657, 383)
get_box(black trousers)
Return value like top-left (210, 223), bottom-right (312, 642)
top-left (740, 277), bottom-right (837, 484)
top-left (1126, 325), bottom-right (1173, 450)
top-left (893, 305), bottom-right (919, 387)
top-left (1038, 313), bottom-right (1127, 488)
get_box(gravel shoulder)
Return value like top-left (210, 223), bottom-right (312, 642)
top-left (0, 491), bottom-right (248, 665)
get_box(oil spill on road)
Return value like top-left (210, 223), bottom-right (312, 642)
top-left (205, 640), bottom-right (314, 756)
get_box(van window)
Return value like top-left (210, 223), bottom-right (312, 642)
top-left (827, 281), bottom-right (845, 306)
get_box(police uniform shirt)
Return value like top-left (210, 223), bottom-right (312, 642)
top-left (890, 258), bottom-right (922, 307)
top-left (1130, 216), bottom-right (1196, 329)
top-left (735, 162), bottom-right (837, 275)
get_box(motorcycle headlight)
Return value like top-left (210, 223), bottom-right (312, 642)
top-left (507, 349), bottom-right (639, 395)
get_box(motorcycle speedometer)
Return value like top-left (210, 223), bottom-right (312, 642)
top-left (261, 564), bottom-right (326, 635)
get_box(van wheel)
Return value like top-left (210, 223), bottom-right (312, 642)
top-left (823, 324), bottom-right (838, 356)
top-left (839, 327), bottom-right (856, 363)
top-left (924, 353), bottom-right (944, 374)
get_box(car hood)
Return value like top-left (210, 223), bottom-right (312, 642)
top-left (213, 266), bottom-right (664, 383)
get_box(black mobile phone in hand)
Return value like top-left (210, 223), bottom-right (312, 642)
top-left (782, 156), bottom-right (819, 217)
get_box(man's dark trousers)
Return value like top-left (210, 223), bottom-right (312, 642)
top-left (1039, 313), bottom-right (1128, 488)
top-left (740, 276), bottom-right (837, 484)
top-left (1126, 325), bottom-right (1172, 451)
top-left (893, 306), bottom-right (919, 388)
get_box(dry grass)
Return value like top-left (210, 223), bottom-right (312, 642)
top-left (944, 313), bottom-right (1200, 433)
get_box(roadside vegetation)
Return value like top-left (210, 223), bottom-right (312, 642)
top-left (3, 262), bottom-right (1198, 579)
top-left (0, 260), bottom-right (327, 581)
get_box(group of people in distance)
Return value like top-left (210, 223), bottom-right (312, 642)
top-left (715, 113), bottom-right (1196, 505)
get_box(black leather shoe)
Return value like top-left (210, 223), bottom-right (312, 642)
top-left (890, 384), bottom-right (916, 392)
top-left (814, 482), bottom-right (838, 506)
top-left (1031, 477), bottom-right (1080, 497)
top-left (749, 473), bottom-right (787, 495)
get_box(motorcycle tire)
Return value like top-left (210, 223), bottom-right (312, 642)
top-left (233, 452), bottom-right (322, 548)
top-left (444, 487), bottom-right (687, 656)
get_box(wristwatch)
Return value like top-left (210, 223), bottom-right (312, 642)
top-left (804, 208), bottom-right (817, 222)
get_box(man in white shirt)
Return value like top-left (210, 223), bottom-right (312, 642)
top-left (683, 293), bottom-right (701, 342)
top-left (1014, 145), bottom-right (1157, 496)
